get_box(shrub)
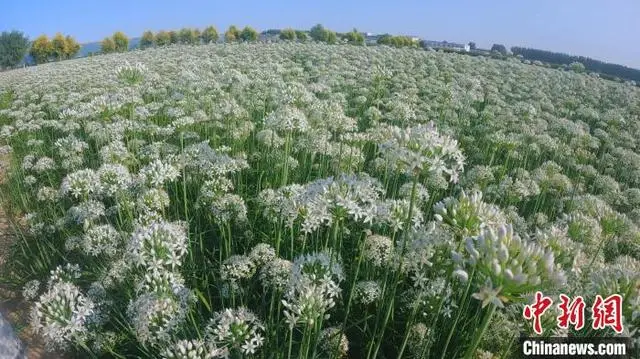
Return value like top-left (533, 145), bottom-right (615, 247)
top-left (100, 37), bottom-right (116, 54)
top-left (154, 31), bottom-right (171, 46)
top-left (240, 26), bottom-right (259, 42)
top-left (112, 31), bottom-right (129, 52)
top-left (140, 31), bottom-right (155, 49)
top-left (224, 25), bottom-right (240, 42)
top-left (201, 26), bottom-right (219, 44)
top-left (279, 28), bottom-right (296, 41)
top-left (344, 29), bottom-right (364, 45)
top-left (178, 28), bottom-right (199, 45)
top-left (295, 30), bottom-right (308, 42)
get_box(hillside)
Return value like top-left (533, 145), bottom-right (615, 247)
top-left (1, 43), bottom-right (639, 358)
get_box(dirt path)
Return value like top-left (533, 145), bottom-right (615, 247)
top-left (0, 154), bottom-right (62, 359)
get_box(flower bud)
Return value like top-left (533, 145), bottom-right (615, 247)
top-left (453, 269), bottom-right (469, 282)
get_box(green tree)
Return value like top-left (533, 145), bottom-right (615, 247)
top-left (51, 32), bottom-right (67, 60)
top-left (344, 29), bottom-right (364, 45)
top-left (225, 25), bottom-right (240, 42)
top-left (113, 31), bottom-right (129, 52)
top-left (155, 31), bottom-right (171, 46)
top-left (468, 41), bottom-right (476, 50)
top-left (201, 26), bottom-right (219, 44)
top-left (309, 24), bottom-right (337, 44)
top-left (570, 61), bottom-right (586, 73)
top-left (377, 34), bottom-right (392, 45)
top-left (240, 26), bottom-right (258, 42)
top-left (100, 37), bottom-right (116, 54)
top-left (169, 30), bottom-right (179, 44)
top-left (279, 28), bottom-right (296, 41)
top-left (325, 30), bottom-right (337, 44)
top-left (140, 31), bottom-right (155, 49)
top-left (30, 35), bottom-right (52, 64)
top-left (378, 35), bottom-right (415, 48)
top-left (491, 43), bottom-right (507, 55)
top-left (64, 35), bottom-right (80, 58)
top-left (309, 24), bottom-right (326, 42)
top-left (178, 28), bottom-right (199, 44)
top-left (0, 30), bottom-right (29, 68)
top-left (295, 30), bottom-right (308, 42)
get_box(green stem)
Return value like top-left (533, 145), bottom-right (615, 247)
top-left (287, 327), bottom-right (293, 359)
top-left (370, 176), bottom-right (418, 359)
top-left (463, 303), bottom-right (497, 359)
top-left (439, 268), bottom-right (476, 359)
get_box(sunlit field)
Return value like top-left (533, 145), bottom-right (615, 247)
top-left (0, 42), bottom-right (638, 358)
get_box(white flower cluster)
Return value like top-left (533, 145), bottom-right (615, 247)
top-left (362, 233), bottom-right (394, 268)
top-left (282, 251), bottom-right (344, 327)
top-left (379, 122), bottom-right (465, 182)
top-left (205, 307), bottom-right (265, 355)
top-left (160, 339), bottom-right (228, 359)
top-left (128, 221), bottom-right (188, 271)
top-left (434, 190), bottom-right (506, 236)
top-left (259, 173), bottom-right (383, 233)
top-left (60, 169), bottom-right (102, 200)
top-left (264, 105), bottom-right (309, 133)
top-left (353, 280), bottom-right (382, 305)
top-left (127, 288), bottom-right (192, 345)
top-left (258, 257), bottom-right (293, 291)
top-left (453, 225), bottom-right (567, 307)
top-left (30, 277), bottom-right (95, 351)
top-left (81, 224), bottom-right (121, 256)
top-left (318, 326), bottom-right (349, 358)
top-left (138, 159), bottom-right (181, 188)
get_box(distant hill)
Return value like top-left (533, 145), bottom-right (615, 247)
top-left (78, 37), bottom-right (140, 57)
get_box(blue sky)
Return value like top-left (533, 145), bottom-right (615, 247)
top-left (2, 0), bottom-right (639, 68)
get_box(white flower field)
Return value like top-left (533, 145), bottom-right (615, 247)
top-left (0, 42), bottom-right (638, 358)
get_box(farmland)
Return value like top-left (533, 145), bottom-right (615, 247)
top-left (0, 42), bottom-right (638, 358)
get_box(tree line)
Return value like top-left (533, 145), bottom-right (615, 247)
top-left (131, 24), bottom-right (365, 50)
top-left (511, 46), bottom-right (640, 82)
top-left (6, 24), bottom-right (637, 82)
top-left (0, 24), bottom-right (363, 70)
top-left (0, 30), bottom-right (81, 69)
top-left (378, 35), bottom-right (419, 48)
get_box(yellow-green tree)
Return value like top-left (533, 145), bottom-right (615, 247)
top-left (64, 35), bottom-right (80, 58)
top-left (140, 30), bottom-right (154, 49)
top-left (168, 30), bottom-right (179, 44)
top-left (155, 31), bottom-right (170, 46)
top-left (51, 32), bottom-right (67, 60)
top-left (295, 30), bottom-right (308, 42)
top-left (279, 28), bottom-right (296, 41)
top-left (325, 30), bottom-right (337, 44)
top-left (224, 25), bottom-right (240, 42)
top-left (344, 29), bottom-right (364, 45)
top-left (240, 26), bottom-right (259, 42)
top-left (112, 31), bottom-right (129, 52)
top-left (100, 37), bottom-right (116, 54)
top-left (178, 28), bottom-right (199, 45)
top-left (201, 26), bottom-right (218, 44)
top-left (30, 35), bottom-right (52, 64)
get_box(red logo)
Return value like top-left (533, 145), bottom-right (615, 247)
top-left (557, 294), bottom-right (585, 331)
top-left (523, 292), bottom-right (624, 334)
top-left (523, 291), bottom-right (554, 335)
top-left (592, 294), bottom-right (623, 333)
